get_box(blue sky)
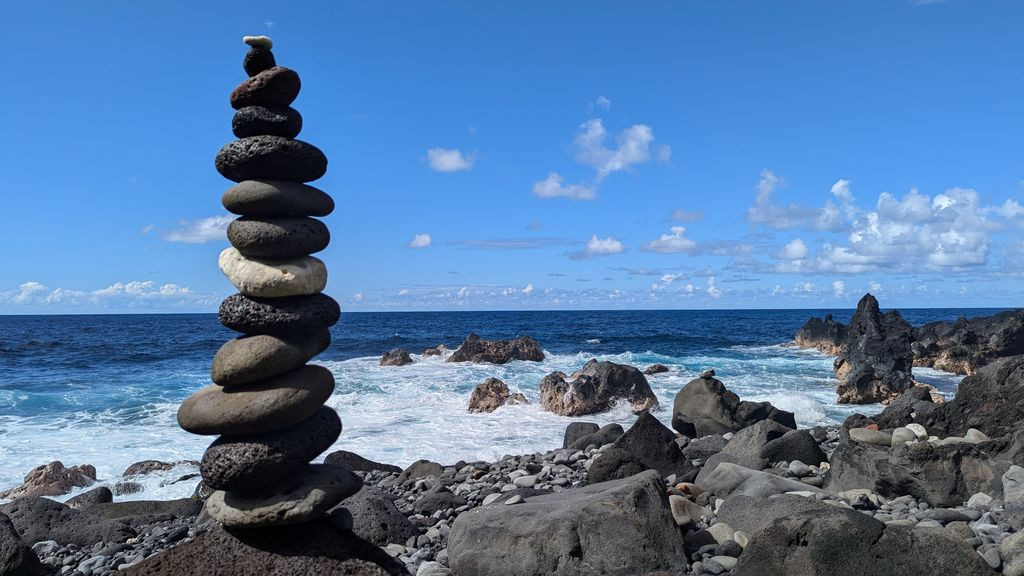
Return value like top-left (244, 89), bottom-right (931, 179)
top-left (2, 1), bottom-right (1023, 313)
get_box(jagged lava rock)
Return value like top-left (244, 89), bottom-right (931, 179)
top-left (226, 217), bottom-right (330, 259)
top-left (446, 333), bottom-right (544, 363)
top-left (219, 248), bottom-right (327, 297)
top-left (232, 105), bottom-right (302, 138)
top-left (793, 313), bottom-right (846, 354)
top-left (216, 136), bottom-right (327, 183)
top-left (211, 329), bottom-right (330, 385)
top-left (333, 487), bottom-right (419, 547)
top-left (468, 377), bottom-right (526, 412)
top-left (230, 66), bottom-right (300, 109)
top-left (178, 365), bottom-right (334, 435)
top-left (219, 293), bottom-right (340, 335)
top-left (539, 359), bottom-right (659, 416)
top-left (913, 309), bottom-right (1024, 375)
top-left (201, 406), bottom-right (342, 492)
top-left (0, 461), bottom-right (95, 499)
top-left (671, 372), bottom-right (795, 437)
top-left (833, 293), bottom-right (916, 404)
top-left (222, 179), bottom-right (334, 217)
top-left (379, 348), bottom-right (412, 366)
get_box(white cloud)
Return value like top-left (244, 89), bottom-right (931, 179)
top-left (409, 233), bottom-right (432, 248)
top-left (650, 273), bottom-right (685, 291)
top-left (994, 199), bottom-right (1024, 220)
top-left (595, 96), bottom-right (612, 111)
top-left (586, 235), bottom-right (625, 256)
top-left (656, 144), bottom-right (672, 163)
top-left (427, 148), bottom-right (476, 172)
top-left (646, 227), bottom-right (698, 254)
top-left (671, 209), bottom-right (703, 222)
top-left (398, 289), bottom-right (410, 296)
top-left (706, 276), bottom-right (721, 299)
top-left (575, 119), bottom-right (658, 182)
top-left (352, 292), bottom-right (364, 302)
top-left (869, 281), bottom-right (883, 292)
top-left (777, 238), bottom-right (808, 260)
top-left (532, 173), bottom-right (596, 200)
top-left (0, 280), bottom-right (213, 310)
top-left (457, 287), bottom-right (469, 298)
top-left (746, 171), bottom-right (855, 232)
top-left (11, 281), bottom-right (46, 304)
top-left (163, 215), bottom-right (233, 244)
top-left (832, 280), bottom-right (846, 298)
top-left (522, 283), bottom-right (535, 295)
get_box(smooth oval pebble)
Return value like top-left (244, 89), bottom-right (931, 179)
top-left (232, 106), bottom-right (302, 138)
top-left (218, 248), bottom-right (327, 298)
top-left (211, 330), bottom-right (330, 386)
top-left (215, 136), bottom-right (327, 183)
top-left (222, 180), bottom-right (334, 217)
top-left (219, 293), bottom-right (340, 335)
top-left (243, 45), bottom-right (275, 76)
top-left (178, 365), bottom-right (334, 435)
top-left (230, 67), bottom-right (300, 110)
top-left (206, 464), bottom-right (361, 528)
top-left (227, 217), bottom-right (329, 259)
top-left (201, 406), bottom-right (342, 492)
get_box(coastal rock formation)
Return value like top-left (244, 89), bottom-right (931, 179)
top-left (913, 309), bottom-right (1024, 375)
top-left (0, 461), bottom-right (96, 500)
top-left (0, 512), bottom-right (43, 576)
top-left (794, 313), bottom-right (846, 354)
top-left (562, 422), bottom-right (599, 449)
top-left (539, 359), bottom-right (659, 416)
top-left (607, 411), bottom-right (696, 480)
top-left (447, 470), bottom-right (686, 576)
top-left (833, 293), bottom-right (916, 404)
top-left (379, 348), bottom-right (412, 366)
top-left (467, 377), bottom-right (526, 413)
top-left (670, 370), bottom-right (795, 437)
top-left (644, 363), bottom-right (669, 375)
top-left (447, 333), bottom-right (544, 364)
top-left (0, 498), bottom-right (135, 547)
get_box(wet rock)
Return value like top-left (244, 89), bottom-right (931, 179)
top-left (467, 377), bottom-right (526, 413)
top-left (0, 461), bottom-right (96, 500)
top-left (380, 348), bottom-right (413, 367)
top-left (671, 373), bottom-right (795, 438)
top-left (447, 333), bottom-right (544, 364)
top-left (540, 359), bottom-right (659, 416)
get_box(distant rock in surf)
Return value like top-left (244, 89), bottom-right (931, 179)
top-left (539, 359), bottom-right (658, 416)
top-left (794, 313), bottom-right (846, 355)
top-left (644, 364), bottom-right (669, 375)
top-left (379, 347), bottom-right (413, 366)
top-left (468, 377), bottom-right (527, 413)
top-left (833, 293), bottom-right (916, 404)
top-left (0, 461), bottom-right (96, 500)
top-left (447, 333), bottom-right (544, 364)
top-left (422, 343), bottom-right (450, 356)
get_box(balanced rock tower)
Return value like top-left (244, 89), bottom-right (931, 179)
top-left (126, 38), bottom-right (403, 575)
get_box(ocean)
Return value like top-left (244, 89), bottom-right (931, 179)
top-left (0, 308), bottom-right (995, 503)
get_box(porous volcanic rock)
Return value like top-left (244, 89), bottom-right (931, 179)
top-left (913, 309), bottom-right (1024, 375)
top-left (446, 333), bottom-right (544, 364)
top-left (229, 67), bottom-right (301, 110)
top-left (670, 372), bottom-right (795, 437)
top-left (793, 313), bottom-right (847, 355)
top-left (0, 461), bottom-right (96, 500)
top-left (379, 348), bottom-right (413, 366)
top-left (833, 293), bottom-right (916, 404)
top-left (216, 136), bottom-right (327, 183)
top-left (468, 377), bottom-right (526, 413)
top-left (219, 293), bottom-right (340, 335)
top-left (539, 359), bottom-right (659, 416)
top-left (232, 105), bottom-right (302, 138)
top-left (0, 497), bottom-right (135, 547)
top-left (226, 216), bottom-right (330, 259)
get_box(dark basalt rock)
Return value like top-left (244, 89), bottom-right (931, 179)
top-left (644, 364), bottom-right (669, 375)
top-left (412, 486), bottom-right (467, 515)
top-left (119, 521), bottom-right (405, 576)
top-left (230, 67), bottom-right (300, 110)
top-left (333, 487), bottom-right (419, 547)
top-left (212, 330), bottom-right (330, 386)
top-left (0, 512), bottom-right (43, 576)
top-left (913, 309), bottom-right (1024, 375)
top-left (447, 333), bottom-right (544, 364)
top-left (178, 365), bottom-right (335, 435)
top-left (65, 486), bottom-right (113, 510)
top-left (379, 348), bottom-right (413, 367)
top-left (833, 293), bottom-right (916, 404)
top-left (568, 423), bottom-right (624, 451)
top-left (201, 406), bottom-right (342, 492)
top-left (323, 451), bottom-right (402, 474)
top-left (226, 216), bottom-right (329, 259)
top-left (611, 411), bottom-right (697, 481)
top-left (793, 313), bottom-right (847, 354)
top-left (243, 45), bottom-right (276, 77)
top-left (0, 497), bottom-right (135, 547)
top-left (232, 106), bottom-right (302, 138)
top-left (467, 377), bottom-right (526, 413)
top-left (222, 180), bottom-right (334, 217)
top-left (215, 136), bottom-right (327, 183)
top-left (84, 499), bottom-right (203, 521)
top-left (0, 461), bottom-right (96, 500)
top-left (396, 460), bottom-right (445, 484)
top-left (539, 359), bottom-right (659, 416)
top-left (219, 293), bottom-right (340, 335)
top-left (760, 429), bottom-right (827, 466)
top-left (671, 373), bottom-right (795, 438)
top-left (587, 447), bottom-right (648, 483)
top-left (562, 422), bottom-right (600, 449)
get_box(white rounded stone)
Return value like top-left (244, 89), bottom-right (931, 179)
top-left (218, 247), bottom-right (326, 297)
top-left (905, 423), bottom-right (928, 439)
top-left (243, 35), bottom-right (273, 48)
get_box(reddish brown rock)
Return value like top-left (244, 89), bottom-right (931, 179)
top-left (0, 461), bottom-right (96, 500)
top-left (230, 67), bottom-right (300, 110)
top-left (468, 378), bottom-right (527, 413)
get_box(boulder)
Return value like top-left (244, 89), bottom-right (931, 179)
top-left (733, 504), bottom-right (996, 576)
top-left (396, 460), bottom-right (445, 484)
top-left (323, 451), bottom-right (402, 474)
top-left (609, 411), bottom-right (695, 480)
top-left (447, 333), bottom-right (544, 364)
top-left (697, 462), bottom-right (823, 499)
top-left (119, 521), bottom-right (405, 576)
top-left (793, 313), bottom-right (846, 354)
top-left (568, 423), bottom-right (624, 450)
top-left (716, 494), bottom-right (826, 536)
top-left (122, 460), bottom-right (197, 477)
top-left (913, 309), bottom-right (1024, 375)
top-left (467, 378), bottom-right (526, 413)
top-left (334, 487), bottom-right (419, 547)
top-left (644, 364), bottom-right (669, 375)
top-left (447, 471), bottom-right (686, 576)
top-left (64, 486), bottom-right (113, 510)
top-left (719, 420), bottom-right (793, 466)
top-left (670, 373), bottom-right (795, 437)
top-left (0, 512), bottom-right (42, 576)
top-left (0, 461), bottom-right (96, 500)
top-left (925, 355), bottom-right (1024, 439)
top-left (760, 429), bottom-right (827, 466)
top-left (539, 360), bottom-right (659, 416)
top-left (412, 486), bottom-right (467, 515)
top-left (562, 422), bottom-right (600, 449)
top-left (379, 348), bottom-right (413, 366)
top-left (832, 293), bottom-right (916, 404)
top-left (681, 434), bottom-right (729, 462)
top-left (0, 497), bottom-right (135, 547)
top-left (422, 344), bottom-right (449, 357)
top-left (85, 499), bottom-right (203, 521)
top-left (585, 448), bottom-right (647, 483)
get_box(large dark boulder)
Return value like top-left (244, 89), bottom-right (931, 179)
top-left (447, 333), bottom-right (544, 364)
top-left (568, 423), bottom-right (624, 451)
top-left (334, 487), bottom-right (419, 547)
top-left (716, 494), bottom-right (827, 536)
top-left (733, 504), bottom-right (995, 576)
top-left (64, 486), bottom-right (113, 510)
top-left (540, 360), bottom-right (659, 416)
top-left (447, 470), bottom-right (686, 576)
top-left (396, 460), bottom-right (445, 484)
top-left (323, 451), bottom-right (402, 474)
top-left (0, 512), bottom-right (42, 576)
top-left (826, 428), bottom-right (1008, 507)
top-left (794, 313), bottom-right (846, 354)
top-left (760, 429), bottom-right (827, 466)
top-left (412, 486), bottom-right (466, 515)
top-left (119, 520), bottom-right (405, 576)
top-left (0, 497), bottom-right (135, 547)
top-left (696, 419), bottom-right (794, 482)
top-left (913, 309), bottom-right (1024, 375)
top-left (587, 447), bottom-right (648, 483)
top-left (833, 293), bottom-right (916, 404)
top-left (85, 498), bottom-right (203, 521)
top-left (670, 372), bottom-right (795, 437)
top-left (562, 422), bottom-right (600, 449)
top-left (610, 412), bottom-right (696, 481)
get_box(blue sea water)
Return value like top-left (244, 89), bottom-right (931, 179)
top-left (0, 308), bottom-right (996, 502)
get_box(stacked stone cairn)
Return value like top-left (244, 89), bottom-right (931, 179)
top-left (176, 36), bottom-right (359, 530)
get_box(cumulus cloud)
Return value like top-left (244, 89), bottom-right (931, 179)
top-left (408, 233), bottom-right (432, 248)
top-left (522, 283), bottom-right (535, 295)
top-left (427, 148), bottom-right (476, 172)
top-left (832, 280), bottom-right (846, 298)
top-left (869, 281), bottom-right (883, 292)
top-left (646, 227), bottom-right (699, 254)
top-left (0, 280), bottom-right (214, 310)
top-left (352, 292), bottom-right (364, 302)
top-left (163, 215), bottom-right (232, 244)
top-left (575, 119), bottom-right (660, 182)
top-left (532, 173), bottom-right (597, 200)
top-left (746, 171), bottom-right (855, 232)
top-left (582, 235), bottom-right (625, 257)
top-left (706, 276), bottom-right (721, 299)
top-left (777, 238), bottom-right (809, 260)
top-left (595, 96), bottom-right (612, 111)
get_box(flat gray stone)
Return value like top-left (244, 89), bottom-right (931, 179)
top-left (211, 330), bottom-right (330, 386)
top-left (849, 428), bottom-right (893, 446)
top-left (222, 179), bottom-right (334, 217)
